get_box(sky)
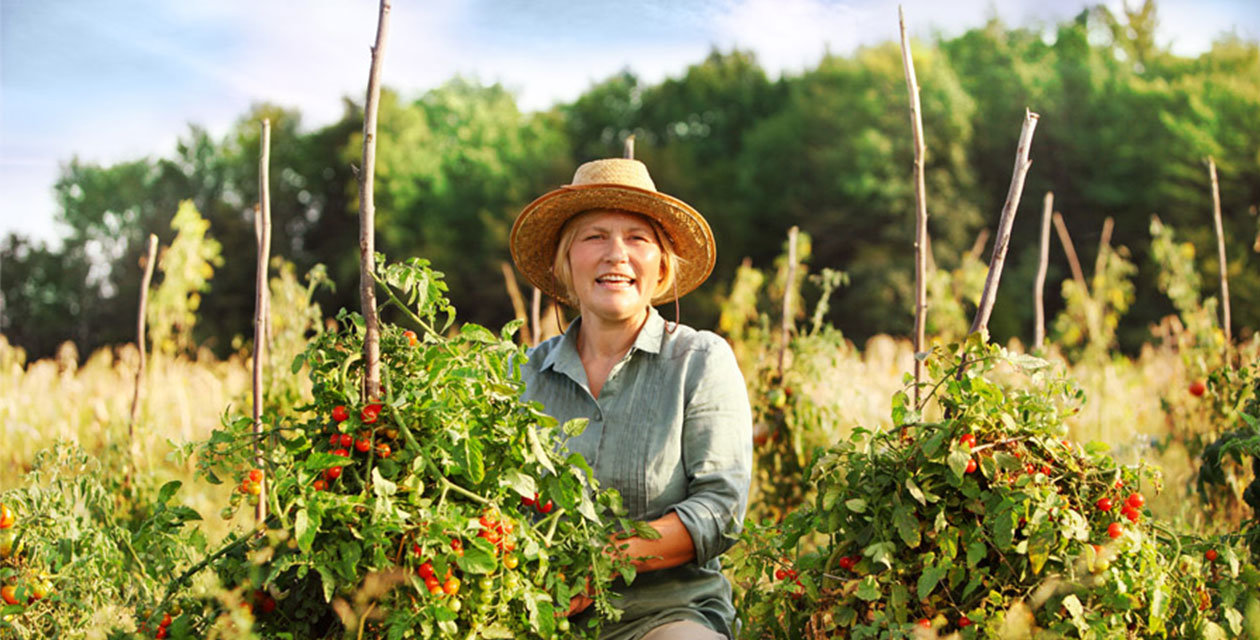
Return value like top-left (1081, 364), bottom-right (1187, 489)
top-left (2, 0), bottom-right (1257, 248)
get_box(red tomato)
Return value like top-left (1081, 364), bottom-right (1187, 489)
top-left (521, 493), bottom-right (536, 507)
top-left (538, 500), bottom-right (554, 514)
top-left (1096, 498), bottom-right (1113, 512)
top-left (313, 479), bottom-right (327, 492)
top-left (332, 405), bottom-right (349, 422)
top-left (1125, 493), bottom-right (1145, 509)
top-left (339, 434), bottom-right (354, 449)
top-left (1121, 506), bottom-right (1140, 523)
top-left (403, 330), bottom-right (418, 346)
top-left (329, 433), bottom-right (340, 447)
top-left (1189, 380), bottom-right (1206, 397)
top-left (248, 469), bottom-right (263, 483)
top-left (917, 618), bottom-right (931, 629)
top-left (959, 433), bottom-right (976, 449)
top-left (1107, 522), bottom-right (1124, 539)
top-left (376, 443), bottom-right (391, 459)
top-left (450, 539), bottom-right (464, 556)
top-left (964, 458), bottom-right (977, 474)
top-left (1205, 549), bottom-right (1218, 562)
top-left (443, 577), bottom-right (461, 595)
top-left (324, 466), bottom-right (342, 481)
top-left (361, 403), bottom-right (383, 424)
top-left (1, 585), bottom-right (17, 605)
top-left (418, 561), bottom-right (435, 580)
top-left (156, 628), bottom-right (169, 639)
top-left (425, 576), bottom-right (442, 595)
top-left (774, 569), bottom-right (788, 580)
top-left (355, 438), bottom-right (371, 453)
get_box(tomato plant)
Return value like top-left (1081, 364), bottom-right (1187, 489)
top-left (731, 337), bottom-right (1256, 638)
top-left (182, 257), bottom-right (650, 638)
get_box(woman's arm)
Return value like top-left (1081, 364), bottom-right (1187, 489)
top-left (566, 513), bottom-right (696, 616)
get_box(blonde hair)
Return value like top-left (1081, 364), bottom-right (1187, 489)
top-left (551, 210), bottom-right (680, 307)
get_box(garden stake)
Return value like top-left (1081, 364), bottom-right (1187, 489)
top-left (900, 5), bottom-right (930, 405)
top-left (358, 0), bottom-right (392, 401)
top-left (1033, 192), bottom-right (1053, 351)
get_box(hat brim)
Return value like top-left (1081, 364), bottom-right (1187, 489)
top-left (509, 183), bottom-right (715, 308)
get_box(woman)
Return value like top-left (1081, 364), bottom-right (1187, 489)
top-left (510, 158), bottom-right (753, 640)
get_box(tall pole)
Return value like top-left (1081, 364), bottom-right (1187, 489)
top-left (359, 0), bottom-right (392, 401)
top-left (1208, 157), bottom-right (1231, 344)
top-left (1033, 192), bottom-right (1053, 351)
top-left (778, 226), bottom-right (799, 381)
top-left (130, 235), bottom-right (159, 434)
top-left (253, 119), bottom-right (273, 525)
top-left (900, 6), bottom-right (930, 405)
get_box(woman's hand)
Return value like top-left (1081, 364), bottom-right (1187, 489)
top-left (565, 592), bottom-right (594, 617)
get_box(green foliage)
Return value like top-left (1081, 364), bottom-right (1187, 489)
top-left (148, 201), bottom-right (224, 356)
top-left (733, 338), bottom-right (1257, 638)
top-left (179, 258), bottom-right (642, 638)
top-left (0, 443), bottom-right (206, 638)
top-left (1052, 241), bottom-right (1137, 361)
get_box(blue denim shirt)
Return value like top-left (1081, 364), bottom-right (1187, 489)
top-left (519, 307), bottom-right (753, 639)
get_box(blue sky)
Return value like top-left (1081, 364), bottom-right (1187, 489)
top-left (2, 0), bottom-right (1257, 247)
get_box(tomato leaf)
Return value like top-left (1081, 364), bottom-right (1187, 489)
top-left (855, 576), bottom-right (882, 601)
top-left (1027, 527), bottom-right (1054, 574)
top-left (893, 505), bottom-right (921, 548)
top-left (947, 449), bottom-right (971, 479)
top-left (499, 468), bottom-right (537, 498)
top-left (562, 417), bottom-right (589, 438)
top-left (844, 499), bottom-right (867, 513)
top-left (456, 545), bottom-right (497, 575)
top-left (296, 506), bottom-right (319, 553)
top-left (904, 478), bottom-right (926, 506)
top-left (305, 452), bottom-right (350, 471)
top-left (526, 427), bottom-right (556, 475)
top-left (917, 565), bottom-right (947, 600)
top-left (371, 468), bottom-right (397, 497)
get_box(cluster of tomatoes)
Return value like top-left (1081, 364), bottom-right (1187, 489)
top-left (0, 503), bottom-right (53, 610)
top-left (773, 561), bottom-right (805, 599)
top-left (138, 610), bottom-right (175, 638)
top-left (413, 546), bottom-right (463, 599)
top-left (237, 469), bottom-right (264, 498)
top-left (1096, 484), bottom-right (1146, 539)
top-left (519, 493), bottom-right (554, 514)
top-left (477, 509), bottom-right (519, 567)
top-left (317, 403), bottom-right (391, 490)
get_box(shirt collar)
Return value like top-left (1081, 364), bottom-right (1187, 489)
top-left (540, 307), bottom-right (666, 375)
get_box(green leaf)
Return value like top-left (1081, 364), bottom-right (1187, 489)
top-left (305, 452), bottom-right (351, 471)
top-left (994, 452), bottom-right (1022, 472)
top-left (845, 499), bottom-right (868, 513)
top-left (562, 417), bottom-right (589, 438)
top-left (296, 506), bottom-right (319, 554)
top-left (458, 438), bottom-right (485, 484)
top-left (947, 448), bottom-right (971, 479)
top-left (917, 566), bottom-right (947, 600)
top-left (893, 505), bottom-right (920, 548)
top-left (921, 429), bottom-right (948, 458)
top-left (456, 545), bottom-right (497, 575)
top-left (1027, 527), bottom-right (1055, 574)
top-left (855, 576), bottom-right (882, 601)
top-left (527, 427), bottom-right (556, 475)
top-left (905, 478), bottom-right (926, 506)
top-left (316, 564), bottom-right (336, 602)
top-left (630, 520), bottom-right (662, 540)
top-left (499, 469), bottom-right (538, 498)
top-left (157, 481), bottom-right (182, 504)
top-left (372, 468), bottom-right (397, 497)
top-left (966, 541), bottom-right (986, 566)
top-left (460, 323), bottom-right (497, 343)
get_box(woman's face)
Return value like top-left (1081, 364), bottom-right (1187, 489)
top-left (565, 210), bottom-right (663, 324)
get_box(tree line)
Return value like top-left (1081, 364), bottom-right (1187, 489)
top-left (2, 2), bottom-right (1257, 361)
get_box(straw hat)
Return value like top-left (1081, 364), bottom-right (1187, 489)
top-left (509, 158), bottom-right (715, 307)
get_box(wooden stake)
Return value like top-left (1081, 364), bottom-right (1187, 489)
top-left (253, 119), bottom-right (273, 525)
top-left (778, 226), bottom-right (799, 380)
top-left (1033, 192), bottom-right (1053, 351)
top-left (970, 110), bottom-right (1040, 336)
top-left (129, 234), bottom-right (158, 435)
top-left (500, 262), bottom-right (529, 344)
top-left (966, 228), bottom-right (990, 262)
top-left (358, 0), bottom-right (391, 401)
top-left (1094, 216), bottom-right (1114, 279)
top-left (530, 287), bottom-right (541, 347)
top-left (1052, 212), bottom-right (1087, 288)
top-left (900, 5), bottom-right (930, 405)
top-left (624, 134), bottom-right (636, 159)
top-left (1208, 157), bottom-right (1232, 343)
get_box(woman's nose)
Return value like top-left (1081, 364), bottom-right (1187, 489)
top-left (603, 236), bottom-right (628, 262)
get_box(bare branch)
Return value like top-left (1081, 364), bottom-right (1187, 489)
top-left (778, 226), bottom-right (799, 380)
top-left (970, 109), bottom-right (1040, 336)
top-left (900, 5), bottom-right (930, 405)
top-left (530, 287), bottom-right (541, 348)
top-left (1208, 157), bottom-right (1231, 343)
top-left (129, 234), bottom-right (158, 435)
top-left (359, 0), bottom-right (392, 401)
top-left (253, 118), bottom-right (273, 525)
top-left (1033, 192), bottom-right (1053, 351)
top-left (1052, 212), bottom-right (1087, 288)
top-left (500, 262), bottom-right (528, 344)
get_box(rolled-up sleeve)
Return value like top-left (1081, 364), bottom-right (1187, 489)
top-left (668, 333), bottom-right (753, 566)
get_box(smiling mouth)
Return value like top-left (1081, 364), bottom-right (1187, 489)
top-left (595, 274), bottom-right (636, 288)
